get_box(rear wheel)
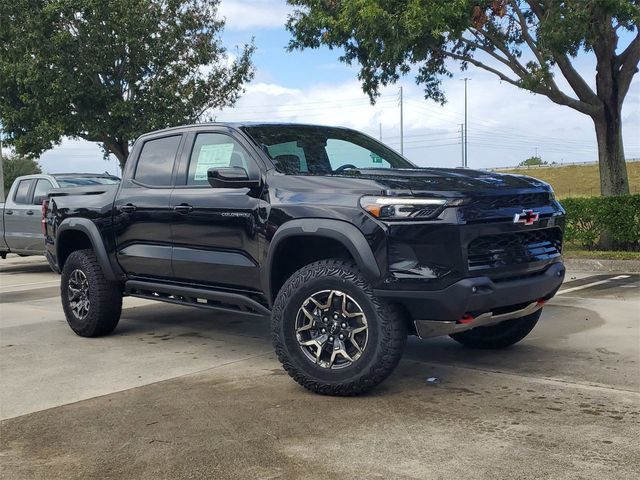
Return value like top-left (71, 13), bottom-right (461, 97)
top-left (450, 309), bottom-right (542, 349)
top-left (272, 260), bottom-right (407, 396)
top-left (61, 249), bottom-right (122, 337)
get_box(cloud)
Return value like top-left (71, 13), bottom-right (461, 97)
top-left (38, 139), bottom-right (121, 177)
top-left (210, 70), bottom-right (640, 168)
top-left (34, 46), bottom-right (640, 173)
top-left (218, 0), bottom-right (292, 31)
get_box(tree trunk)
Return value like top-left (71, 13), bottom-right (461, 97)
top-left (99, 137), bottom-right (129, 171)
top-left (113, 147), bottom-right (128, 171)
top-left (592, 109), bottom-right (629, 197)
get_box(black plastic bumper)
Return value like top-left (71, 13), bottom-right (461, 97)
top-left (374, 261), bottom-right (565, 321)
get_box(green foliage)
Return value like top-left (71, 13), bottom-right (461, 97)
top-left (519, 156), bottom-right (547, 167)
top-left (0, 0), bottom-right (254, 166)
top-left (2, 153), bottom-right (42, 193)
top-left (286, 0), bottom-right (639, 105)
top-left (562, 195), bottom-right (640, 251)
top-left (287, 1), bottom-right (639, 197)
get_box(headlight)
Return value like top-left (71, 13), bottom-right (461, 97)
top-left (359, 196), bottom-right (450, 221)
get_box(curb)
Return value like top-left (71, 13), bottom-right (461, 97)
top-left (564, 257), bottom-right (640, 273)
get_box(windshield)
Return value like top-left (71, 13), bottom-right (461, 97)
top-left (242, 125), bottom-right (414, 175)
top-left (55, 176), bottom-right (120, 187)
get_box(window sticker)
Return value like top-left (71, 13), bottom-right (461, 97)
top-left (193, 143), bottom-right (234, 180)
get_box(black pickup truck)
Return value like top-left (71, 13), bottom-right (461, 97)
top-left (45, 123), bottom-right (565, 395)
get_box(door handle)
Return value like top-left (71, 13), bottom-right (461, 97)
top-left (26, 210), bottom-right (34, 215)
top-left (5, 210), bottom-right (13, 215)
top-left (119, 204), bottom-right (137, 213)
top-left (173, 204), bottom-right (193, 214)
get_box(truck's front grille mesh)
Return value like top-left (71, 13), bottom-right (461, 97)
top-left (468, 192), bottom-right (551, 210)
top-left (467, 228), bottom-right (562, 271)
top-left (463, 193), bottom-right (552, 221)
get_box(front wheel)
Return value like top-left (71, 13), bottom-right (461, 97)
top-left (61, 249), bottom-right (122, 337)
top-left (272, 260), bottom-right (407, 396)
top-left (449, 309), bottom-right (542, 349)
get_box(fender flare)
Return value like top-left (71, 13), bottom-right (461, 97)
top-left (264, 219), bottom-right (382, 302)
top-left (57, 218), bottom-right (121, 281)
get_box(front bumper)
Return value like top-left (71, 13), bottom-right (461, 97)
top-left (374, 261), bottom-right (565, 338)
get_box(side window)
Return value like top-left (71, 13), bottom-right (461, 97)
top-left (266, 141), bottom-right (308, 174)
top-left (134, 135), bottom-right (181, 186)
top-left (187, 133), bottom-right (256, 186)
top-left (13, 179), bottom-right (34, 204)
top-left (324, 139), bottom-right (392, 170)
top-left (32, 179), bottom-right (53, 204)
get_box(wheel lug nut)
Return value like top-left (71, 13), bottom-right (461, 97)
top-left (321, 328), bottom-right (326, 334)
top-left (341, 322), bottom-right (347, 328)
top-left (329, 336), bottom-right (334, 342)
top-left (339, 334), bottom-right (344, 340)
top-left (333, 314), bottom-right (339, 320)
top-left (323, 317), bottom-right (328, 322)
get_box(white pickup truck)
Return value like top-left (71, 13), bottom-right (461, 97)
top-left (1, 173), bottom-right (120, 259)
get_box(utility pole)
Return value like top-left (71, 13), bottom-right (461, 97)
top-left (461, 78), bottom-right (470, 167)
top-left (0, 125), bottom-right (4, 202)
top-left (399, 86), bottom-right (404, 156)
top-left (459, 123), bottom-right (465, 167)
top-left (379, 122), bottom-right (382, 141)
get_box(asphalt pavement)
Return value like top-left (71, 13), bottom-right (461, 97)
top-left (1, 256), bottom-right (639, 479)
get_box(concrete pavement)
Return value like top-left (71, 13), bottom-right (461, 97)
top-left (1, 256), bottom-right (639, 479)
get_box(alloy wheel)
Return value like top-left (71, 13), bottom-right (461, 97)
top-left (295, 290), bottom-right (368, 369)
top-left (68, 269), bottom-right (90, 320)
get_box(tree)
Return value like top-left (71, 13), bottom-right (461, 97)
top-left (0, 0), bottom-right (254, 168)
top-left (287, 0), bottom-right (639, 196)
top-left (2, 153), bottom-right (41, 193)
top-left (519, 155), bottom-right (546, 167)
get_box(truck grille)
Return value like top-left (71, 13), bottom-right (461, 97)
top-left (463, 192), bottom-right (552, 222)
top-left (469, 192), bottom-right (551, 210)
top-left (467, 228), bottom-right (562, 271)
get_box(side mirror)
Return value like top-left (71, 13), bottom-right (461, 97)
top-left (207, 167), bottom-right (260, 189)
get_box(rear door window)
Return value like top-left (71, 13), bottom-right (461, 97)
top-left (32, 179), bottom-right (53, 204)
top-left (134, 135), bottom-right (182, 186)
top-left (13, 179), bottom-right (34, 204)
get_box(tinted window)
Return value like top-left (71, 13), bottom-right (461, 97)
top-left (243, 125), bottom-right (413, 175)
top-left (325, 139), bottom-right (394, 170)
top-left (134, 136), bottom-right (181, 186)
top-left (56, 176), bottom-right (120, 187)
top-left (32, 179), bottom-right (53, 204)
top-left (13, 179), bottom-right (34, 204)
top-left (187, 133), bottom-right (255, 186)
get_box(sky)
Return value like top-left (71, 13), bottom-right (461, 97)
top-left (25, 0), bottom-right (640, 176)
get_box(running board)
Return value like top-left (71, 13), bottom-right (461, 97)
top-left (413, 300), bottom-right (545, 338)
top-left (124, 280), bottom-right (271, 317)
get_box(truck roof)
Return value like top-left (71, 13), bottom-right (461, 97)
top-left (135, 122), bottom-right (357, 139)
top-left (51, 173), bottom-right (119, 178)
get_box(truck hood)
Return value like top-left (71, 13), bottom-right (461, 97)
top-left (339, 167), bottom-right (549, 196)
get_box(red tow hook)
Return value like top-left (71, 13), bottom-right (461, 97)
top-left (536, 298), bottom-right (548, 306)
top-left (458, 314), bottom-right (474, 324)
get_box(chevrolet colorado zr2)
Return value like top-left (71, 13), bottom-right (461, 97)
top-left (45, 123), bottom-right (566, 395)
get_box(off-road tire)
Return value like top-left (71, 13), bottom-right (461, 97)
top-left (61, 249), bottom-right (122, 337)
top-left (272, 259), bottom-right (407, 396)
top-left (450, 309), bottom-right (542, 349)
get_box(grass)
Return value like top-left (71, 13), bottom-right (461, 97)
top-left (563, 247), bottom-right (640, 261)
top-left (495, 161), bottom-right (640, 198)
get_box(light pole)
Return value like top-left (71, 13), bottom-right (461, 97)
top-left (459, 123), bottom-right (464, 167)
top-left (0, 124), bottom-right (5, 202)
top-left (399, 86), bottom-right (404, 155)
top-left (461, 77), bottom-right (470, 167)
